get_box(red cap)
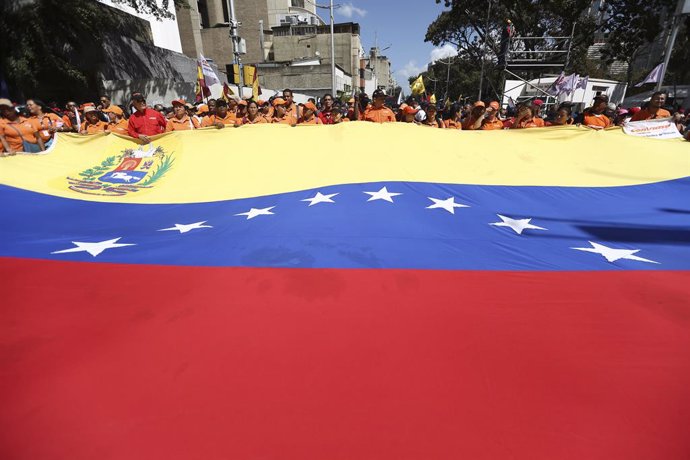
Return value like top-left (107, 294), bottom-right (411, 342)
top-left (171, 99), bottom-right (186, 107)
top-left (629, 107), bottom-right (641, 115)
top-left (533, 99), bottom-right (544, 106)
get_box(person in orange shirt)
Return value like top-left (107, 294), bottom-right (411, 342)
top-left (529, 99), bottom-right (546, 127)
top-left (0, 98), bottom-right (45, 154)
top-left (510, 105), bottom-right (541, 129)
top-left (443, 105), bottom-right (462, 129)
top-left (80, 106), bottom-right (109, 135)
top-left (462, 101), bottom-right (486, 130)
top-left (239, 100), bottom-right (268, 125)
top-left (235, 100), bottom-right (248, 121)
top-left (258, 100), bottom-right (271, 121)
top-left (363, 89), bottom-right (395, 123)
top-left (282, 89), bottom-right (300, 120)
top-left (271, 98), bottom-right (297, 125)
top-left (26, 99), bottom-right (63, 144)
top-left (298, 102), bottom-right (323, 125)
top-left (201, 99), bottom-right (236, 129)
top-left (582, 94), bottom-right (612, 129)
top-left (481, 101), bottom-right (504, 130)
top-left (60, 101), bottom-right (79, 132)
top-left (166, 99), bottom-right (200, 131)
top-left (630, 91), bottom-right (671, 121)
top-left (103, 105), bottom-right (129, 135)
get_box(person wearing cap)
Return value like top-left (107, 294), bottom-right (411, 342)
top-left (400, 104), bottom-right (420, 124)
top-left (481, 101), bottom-right (504, 130)
top-left (0, 98), bottom-right (45, 154)
top-left (236, 100), bottom-right (248, 121)
top-left (630, 91), bottom-right (671, 121)
top-left (239, 100), bottom-right (268, 125)
top-left (530, 99), bottom-right (546, 126)
top-left (26, 99), bottom-right (63, 144)
top-left (462, 101), bottom-right (486, 130)
top-left (318, 93), bottom-right (338, 124)
top-left (166, 99), bottom-right (200, 131)
top-left (282, 89), bottom-right (300, 121)
top-left (363, 89), bottom-right (395, 123)
top-left (298, 102), bottom-right (323, 125)
top-left (581, 94), bottom-right (612, 129)
top-left (443, 105), bottom-right (463, 129)
top-left (202, 99), bottom-right (236, 128)
top-left (127, 94), bottom-right (167, 143)
top-left (257, 100), bottom-right (271, 121)
top-left (59, 101), bottom-right (79, 132)
top-left (104, 105), bottom-right (129, 135)
top-left (271, 98), bottom-right (297, 125)
top-left (80, 106), bottom-right (109, 135)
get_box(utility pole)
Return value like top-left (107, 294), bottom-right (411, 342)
top-left (477, 0), bottom-right (492, 101)
top-left (226, 0), bottom-right (243, 96)
top-left (656, 0), bottom-right (687, 91)
top-left (330, 0), bottom-right (336, 96)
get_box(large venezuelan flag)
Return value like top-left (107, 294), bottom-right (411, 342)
top-left (1, 124), bottom-right (690, 459)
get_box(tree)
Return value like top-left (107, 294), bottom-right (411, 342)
top-left (0, 0), bottom-right (181, 102)
top-left (425, 0), bottom-right (686, 99)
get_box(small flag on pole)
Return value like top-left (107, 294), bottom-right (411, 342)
top-left (429, 94), bottom-right (437, 104)
top-left (410, 75), bottom-right (425, 96)
top-left (635, 63), bottom-right (664, 87)
top-left (576, 75), bottom-right (589, 90)
top-left (199, 54), bottom-right (221, 87)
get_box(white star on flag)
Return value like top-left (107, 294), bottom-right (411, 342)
top-left (158, 221), bottom-right (213, 234)
top-left (301, 192), bottom-right (338, 206)
top-left (426, 197), bottom-right (470, 214)
top-left (51, 238), bottom-right (135, 257)
top-left (235, 206), bottom-right (275, 220)
top-left (490, 214), bottom-right (547, 235)
top-left (364, 186), bottom-right (402, 203)
top-left (571, 241), bottom-right (659, 264)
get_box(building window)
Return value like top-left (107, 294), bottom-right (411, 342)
top-left (198, 0), bottom-right (210, 28)
top-left (291, 0), bottom-right (306, 8)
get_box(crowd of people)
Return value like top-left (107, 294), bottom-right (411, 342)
top-left (1, 88), bottom-right (688, 155)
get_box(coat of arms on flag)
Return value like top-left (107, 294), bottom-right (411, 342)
top-left (66, 144), bottom-right (174, 196)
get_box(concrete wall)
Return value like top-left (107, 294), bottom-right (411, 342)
top-left (258, 64), bottom-right (351, 98)
top-left (176, 1), bottom-right (204, 58)
top-left (99, 34), bottom-right (226, 105)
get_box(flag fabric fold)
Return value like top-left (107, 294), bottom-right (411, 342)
top-left (635, 62), bottom-right (665, 87)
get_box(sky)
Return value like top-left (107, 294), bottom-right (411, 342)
top-left (332, 0), bottom-right (454, 86)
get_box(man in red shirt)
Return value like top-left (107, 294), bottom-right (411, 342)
top-left (127, 94), bottom-right (167, 143)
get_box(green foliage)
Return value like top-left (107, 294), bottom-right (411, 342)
top-left (0, 0), bottom-right (175, 102)
top-left (78, 155), bottom-right (118, 181)
top-left (139, 154), bottom-right (174, 186)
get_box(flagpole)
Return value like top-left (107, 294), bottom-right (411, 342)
top-left (656, 0), bottom-right (685, 91)
top-left (330, 0), bottom-right (336, 96)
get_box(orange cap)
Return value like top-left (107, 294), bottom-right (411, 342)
top-left (473, 101), bottom-right (485, 108)
top-left (171, 99), bottom-right (186, 107)
top-left (237, 100), bottom-right (248, 106)
top-left (258, 99), bottom-right (266, 106)
top-left (403, 105), bottom-right (419, 114)
top-left (196, 104), bottom-right (209, 115)
top-left (272, 98), bottom-right (287, 107)
top-left (348, 98), bottom-right (355, 103)
top-left (489, 101), bottom-right (500, 110)
top-left (301, 101), bottom-right (317, 112)
top-left (102, 105), bottom-right (123, 116)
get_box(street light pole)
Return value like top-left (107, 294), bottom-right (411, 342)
top-left (226, 0), bottom-right (243, 96)
top-left (330, 0), bottom-right (336, 96)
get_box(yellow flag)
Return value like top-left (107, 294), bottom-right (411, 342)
top-left (243, 65), bottom-right (261, 100)
top-left (410, 75), bottom-right (425, 96)
top-left (429, 94), bottom-right (437, 104)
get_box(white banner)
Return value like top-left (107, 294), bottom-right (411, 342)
top-left (198, 54), bottom-right (221, 87)
top-left (623, 118), bottom-right (682, 139)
